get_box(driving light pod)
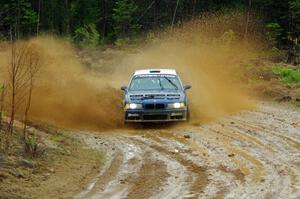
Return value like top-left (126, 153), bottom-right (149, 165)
top-left (125, 103), bottom-right (143, 110)
top-left (173, 102), bottom-right (181, 108)
top-left (167, 102), bottom-right (185, 109)
top-left (130, 103), bottom-right (137, 109)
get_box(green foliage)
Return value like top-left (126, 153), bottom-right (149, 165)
top-left (289, 0), bottom-right (300, 40)
top-left (51, 133), bottom-right (66, 144)
top-left (268, 47), bottom-right (287, 62)
top-left (2, 0), bottom-right (38, 37)
top-left (0, 84), bottom-right (4, 92)
top-left (24, 134), bottom-right (42, 158)
top-left (292, 99), bottom-right (300, 107)
top-left (114, 37), bottom-right (131, 47)
top-left (21, 3), bottom-right (38, 30)
top-left (73, 24), bottom-right (100, 48)
top-left (272, 67), bottom-right (300, 84)
top-left (0, 0), bottom-right (299, 51)
top-left (220, 30), bottom-right (236, 45)
top-left (112, 0), bottom-right (140, 40)
top-left (266, 23), bottom-right (282, 47)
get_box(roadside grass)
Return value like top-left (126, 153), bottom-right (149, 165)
top-left (272, 66), bottom-right (300, 84)
top-left (0, 123), bottom-right (104, 199)
top-left (242, 62), bottom-right (300, 109)
top-left (292, 100), bottom-right (300, 108)
top-left (51, 133), bottom-right (67, 144)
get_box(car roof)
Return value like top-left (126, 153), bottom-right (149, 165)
top-left (134, 69), bottom-right (177, 76)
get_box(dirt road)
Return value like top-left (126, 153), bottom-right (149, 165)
top-left (74, 102), bottom-right (300, 199)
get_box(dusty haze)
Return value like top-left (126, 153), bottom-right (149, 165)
top-left (0, 13), bottom-right (261, 130)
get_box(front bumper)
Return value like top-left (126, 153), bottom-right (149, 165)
top-left (124, 108), bottom-right (187, 122)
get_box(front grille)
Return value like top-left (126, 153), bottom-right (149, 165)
top-left (130, 94), bottom-right (143, 100)
top-left (145, 94), bottom-right (165, 99)
top-left (144, 103), bottom-right (165, 110)
top-left (127, 116), bottom-right (140, 120)
top-left (145, 104), bottom-right (155, 109)
top-left (143, 115), bottom-right (168, 120)
top-left (166, 94), bottom-right (180, 100)
top-left (170, 115), bottom-right (184, 120)
top-left (155, 104), bottom-right (165, 109)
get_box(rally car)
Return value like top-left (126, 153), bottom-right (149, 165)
top-left (121, 69), bottom-right (191, 122)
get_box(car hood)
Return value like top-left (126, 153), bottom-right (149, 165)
top-left (126, 90), bottom-right (185, 103)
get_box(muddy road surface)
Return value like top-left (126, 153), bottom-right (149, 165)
top-left (74, 102), bottom-right (300, 199)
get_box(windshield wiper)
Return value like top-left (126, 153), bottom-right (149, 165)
top-left (163, 76), bottom-right (178, 90)
top-left (159, 78), bottom-right (164, 90)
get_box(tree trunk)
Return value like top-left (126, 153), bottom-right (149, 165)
top-left (37, 0), bottom-right (41, 36)
top-left (192, 0), bottom-right (197, 17)
top-left (16, 0), bottom-right (19, 39)
top-left (6, 36), bottom-right (16, 150)
top-left (7, 67), bottom-right (16, 143)
top-left (65, 0), bottom-right (70, 35)
top-left (287, 38), bottom-right (300, 65)
top-left (102, 0), bottom-right (107, 43)
top-left (171, 0), bottom-right (180, 30)
top-left (23, 80), bottom-right (33, 141)
top-left (244, 0), bottom-right (252, 41)
top-left (0, 84), bottom-right (5, 131)
top-left (153, 0), bottom-right (157, 27)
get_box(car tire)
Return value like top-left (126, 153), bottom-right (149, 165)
top-left (186, 107), bottom-right (190, 122)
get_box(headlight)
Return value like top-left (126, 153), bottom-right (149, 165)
top-left (167, 102), bottom-right (185, 109)
top-left (124, 103), bottom-right (143, 110)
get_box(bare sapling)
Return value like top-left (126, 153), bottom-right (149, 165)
top-left (6, 41), bottom-right (41, 149)
top-left (22, 45), bottom-right (41, 142)
top-left (6, 41), bottom-right (18, 149)
top-left (0, 83), bottom-right (5, 131)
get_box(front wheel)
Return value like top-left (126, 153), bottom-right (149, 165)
top-left (186, 107), bottom-right (190, 122)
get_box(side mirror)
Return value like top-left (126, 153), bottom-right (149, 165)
top-left (121, 86), bottom-right (128, 92)
top-left (183, 84), bottom-right (192, 90)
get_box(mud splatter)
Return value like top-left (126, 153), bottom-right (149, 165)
top-left (0, 13), bottom-right (262, 130)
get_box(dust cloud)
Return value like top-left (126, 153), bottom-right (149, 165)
top-left (117, 39), bottom-right (257, 123)
top-left (28, 37), bottom-right (124, 130)
top-left (0, 12), bottom-right (262, 130)
top-left (0, 37), bottom-right (123, 131)
top-left (111, 13), bottom-right (261, 123)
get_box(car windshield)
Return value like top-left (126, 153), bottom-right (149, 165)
top-left (129, 75), bottom-right (182, 91)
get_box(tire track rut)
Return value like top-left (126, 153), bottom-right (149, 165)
top-left (75, 102), bottom-right (300, 199)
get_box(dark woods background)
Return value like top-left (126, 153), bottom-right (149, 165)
top-left (0, 0), bottom-right (300, 63)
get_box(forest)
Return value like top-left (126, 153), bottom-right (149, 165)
top-left (0, 1), bottom-right (299, 53)
top-left (1, 1), bottom-right (300, 198)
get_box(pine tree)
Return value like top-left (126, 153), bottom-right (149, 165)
top-left (1, 0), bottom-right (37, 38)
top-left (289, 0), bottom-right (300, 43)
top-left (112, 0), bottom-right (140, 40)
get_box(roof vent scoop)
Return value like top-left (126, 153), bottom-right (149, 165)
top-left (149, 70), bottom-right (161, 73)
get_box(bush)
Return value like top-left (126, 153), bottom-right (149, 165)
top-left (267, 47), bottom-right (287, 62)
top-left (24, 134), bottom-right (43, 158)
top-left (73, 23), bottom-right (100, 48)
top-left (114, 37), bottom-right (130, 47)
top-left (220, 29), bottom-right (236, 45)
top-left (272, 66), bottom-right (300, 84)
top-left (265, 23), bottom-right (282, 47)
